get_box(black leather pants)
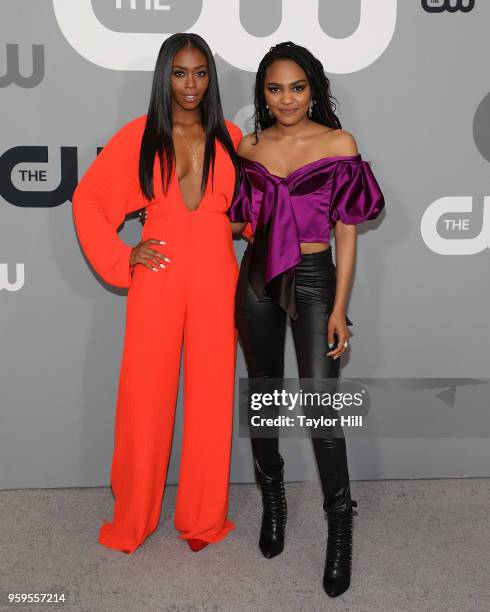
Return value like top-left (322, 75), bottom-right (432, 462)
top-left (235, 244), bottom-right (353, 513)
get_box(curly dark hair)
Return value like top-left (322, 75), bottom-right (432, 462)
top-left (252, 41), bottom-right (342, 143)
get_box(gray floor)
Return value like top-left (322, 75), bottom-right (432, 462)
top-left (1, 478), bottom-right (489, 612)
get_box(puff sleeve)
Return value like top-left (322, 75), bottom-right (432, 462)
top-left (227, 163), bottom-right (253, 224)
top-left (329, 159), bottom-right (385, 229)
top-left (72, 118), bottom-right (144, 288)
top-left (227, 157), bottom-right (255, 239)
top-left (223, 122), bottom-right (254, 239)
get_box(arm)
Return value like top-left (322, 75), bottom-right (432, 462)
top-left (72, 119), bottom-right (142, 288)
top-left (328, 131), bottom-right (359, 358)
top-left (234, 133), bottom-right (255, 241)
top-left (327, 130), bottom-right (385, 358)
top-left (231, 221), bottom-right (248, 235)
top-left (332, 222), bottom-right (356, 321)
top-left (225, 121), bottom-right (253, 239)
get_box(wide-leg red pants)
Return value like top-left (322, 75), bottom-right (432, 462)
top-left (99, 208), bottom-right (239, 554)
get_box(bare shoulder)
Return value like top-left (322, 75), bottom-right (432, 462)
top-left (237, 132), bottom-right (260, 159)
top-left (326, 128), bottom-right (359, 156)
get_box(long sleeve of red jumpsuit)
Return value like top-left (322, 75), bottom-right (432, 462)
top-left (72, 116), bottom-right (147, 287)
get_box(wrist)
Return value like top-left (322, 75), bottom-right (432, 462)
top-left (331, 304), bottom-right (346, 317)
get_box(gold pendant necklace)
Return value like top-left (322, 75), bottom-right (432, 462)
top-left (175, 126), bottom-right (204, 176)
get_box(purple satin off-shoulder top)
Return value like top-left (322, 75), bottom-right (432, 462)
top-left (227, 153), bottom-right (385, 319)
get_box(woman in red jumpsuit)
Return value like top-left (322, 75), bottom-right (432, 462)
top-left (72, 33), bottom-right (242, 555)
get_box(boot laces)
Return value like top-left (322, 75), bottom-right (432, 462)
top-left (260, 479), bottom-right (287, 529)
top-left (326, 500), bottom-right (357, 565)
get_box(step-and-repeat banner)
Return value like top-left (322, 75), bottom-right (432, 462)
top-left (1, 0), bottom-right (489, 488)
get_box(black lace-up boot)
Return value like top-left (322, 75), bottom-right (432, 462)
top-left (254, 454), bottom-right (287, 559)
top-left (323, 499), bottom-right (358, 597)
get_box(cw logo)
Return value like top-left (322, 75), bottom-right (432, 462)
top-left (0, 44), bottom-right (45, 88)
top-left (421, 196), bottom-right (490, 255)
top-left (0, 147), bottom-right (78, 207)
top-left (53, 0), bottom-right (397, 73)
top-left (0, 264), bottom-right (25, 292)
top-left (421, 0), bottom-right (475, 12)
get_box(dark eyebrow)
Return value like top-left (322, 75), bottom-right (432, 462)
top-left (172, 64), bottom-right (208, 70)
top-left (266, 79), bottom-right (308, 86)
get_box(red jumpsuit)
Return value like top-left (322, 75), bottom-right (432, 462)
top-left (72, 115), bottom-right (242, 554)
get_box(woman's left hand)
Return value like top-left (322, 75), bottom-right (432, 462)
top-left (326, 310), bottom-right (351, 360)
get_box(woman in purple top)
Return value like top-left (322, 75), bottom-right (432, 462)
top-left (228, 42), bottom-right (385, 599)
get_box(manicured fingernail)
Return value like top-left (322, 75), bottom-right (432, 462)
top-left (153, 267), bottom-right (158, 271)
top-left (159, 241), bottom-right (166, 244)
top-left (328, 343), bottom-right (334, 349)
top-left (334, 356), bottom-right (339, 360)
top-left (159, 263), bottom-right (165, 268)
top-left (164, 257), bottom-right (171, 262)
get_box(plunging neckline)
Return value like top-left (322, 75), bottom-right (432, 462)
top-left (237, 153), bottom-right (361, 180)
top-left (173, 167), bottom-right (205, 213)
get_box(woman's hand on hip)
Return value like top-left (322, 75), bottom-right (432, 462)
top-left (326, 311), bottom-right (351, 360)
top-left (130, 239), bottom-right (170, 272)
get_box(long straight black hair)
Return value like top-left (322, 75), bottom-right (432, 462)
top-left (252, 41), bottom-right (342, 143)
top-left (139, 32), bottom-right (239, 200)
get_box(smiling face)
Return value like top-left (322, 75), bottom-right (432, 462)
top-left (170, 45), bottom-right (209, 111)
top-left (264, 59), bottom-right (312, 125)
